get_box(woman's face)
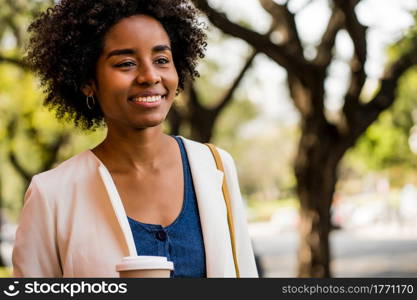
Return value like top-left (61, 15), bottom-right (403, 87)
top-left (90, 14), bottom-right (179, 130)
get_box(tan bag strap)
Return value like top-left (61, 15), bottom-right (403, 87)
top-left (205, 143), bottom-right (240, 278)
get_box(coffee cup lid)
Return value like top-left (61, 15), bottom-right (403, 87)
top-left (116, 256), bottom-right (174, 272)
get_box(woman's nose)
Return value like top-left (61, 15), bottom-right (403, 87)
top-left (135, 64), bottom-right (161, 85)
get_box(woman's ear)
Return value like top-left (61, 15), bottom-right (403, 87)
top-left (81, 84), bottom-right (94, 97)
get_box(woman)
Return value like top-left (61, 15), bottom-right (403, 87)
top-left (12, 0), bottom-right (258, 278)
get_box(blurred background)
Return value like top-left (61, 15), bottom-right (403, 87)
top-left (1, 0), bottom-right (417, 278)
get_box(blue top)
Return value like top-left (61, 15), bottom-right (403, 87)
top-left (127, 135), bottom-right (207, 277)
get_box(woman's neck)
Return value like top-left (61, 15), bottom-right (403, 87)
top-left (92, 125), bottom-right (175, 173)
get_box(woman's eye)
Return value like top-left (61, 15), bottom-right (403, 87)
top-left (115, 61), bottom-right (136, 68)
top-left (155, 57), bottom-right (169, 64)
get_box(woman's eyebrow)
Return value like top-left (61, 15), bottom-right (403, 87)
top-left (152, 45), bottom-right (171, 52)
top-left (106, 48), bottom-right (136, 59)
top-left (106, 45), bottom-right (171, 59)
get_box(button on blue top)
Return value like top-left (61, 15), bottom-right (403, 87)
top-left (127, 135), bottom-right (207, 277)
top-left (155, 230), bottom-right (167, 241)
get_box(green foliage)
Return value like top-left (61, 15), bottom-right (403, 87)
top-left (0, 267), bottom-right (11, 277)
top-left (350, 112), bottom-right (413, 168)
top-left (387, 12), bottom-right (417, 63)
top-left (345, 68), bottom-right (417, 186)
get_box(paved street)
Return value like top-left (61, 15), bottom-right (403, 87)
top-left (249, 221), bottom-right (417, 277)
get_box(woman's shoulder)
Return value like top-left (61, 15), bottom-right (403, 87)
top-left (32, 150), bottom-right (99, 187)
top-left (177, 136), bottom-right (235, 166)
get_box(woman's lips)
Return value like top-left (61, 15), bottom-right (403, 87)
top-left (129, 95), bottom-right (165, 108)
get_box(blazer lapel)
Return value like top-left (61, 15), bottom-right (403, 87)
top-left (179, 136), bottom-right (236, 277)
top-left (86, 151), bottom-right (137, 257)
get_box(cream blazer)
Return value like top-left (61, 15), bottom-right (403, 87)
top-left (12, 136), bottom-right (258, 278)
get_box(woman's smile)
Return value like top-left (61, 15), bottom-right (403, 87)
top-left (129, 94), bottom-right (166, 108)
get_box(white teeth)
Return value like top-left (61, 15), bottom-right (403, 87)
top-left (132, 95), bottom-right (162, 103)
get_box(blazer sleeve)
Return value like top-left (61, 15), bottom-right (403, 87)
top-left (218, 149), bottom-right (259, 278)
top-left (12, 176), bottom-right (62, 277)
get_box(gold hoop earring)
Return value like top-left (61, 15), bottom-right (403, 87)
top-left (86, 95), bottom-right (95, 110)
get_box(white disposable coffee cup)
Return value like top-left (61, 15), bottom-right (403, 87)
top-left (116, 256), bottom-right (174, 278)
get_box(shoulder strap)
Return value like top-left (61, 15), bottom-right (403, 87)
top-left (205, 143), bottom-right (240, 278)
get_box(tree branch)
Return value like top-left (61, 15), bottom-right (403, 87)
top-left (288, 73), bottom-right (312, 116)
top-left (352, 48), bottom-right (417, 142)
top-left (3, 0), bottom-right (27, 47)
top-left (0, 54), bottom-right (29, 69)
top-left (167, 105), bottom-right (182, 135)
top-left (4, 16), bottom-right (23, 48)
top-left (313, 6), bottom-right (345, 67)
top-left (259, 0), bottom-right (303, 56)
top-left (9, 152), bottom-right (32, 182)
top-left (332, 0), bottom-right (367, 134)
top-left (215, 51), bottom-right (258, 113)
top-left (41, 133), bottom-right (70, 172)
top-left (188, 80), bottom-right (201, 109)
top-left (6, 117), bottom-right (32, 182)
top-left (287, 70), bottom-right (328, 125)
top-left (192, 0), bottom-right (311, 80)
top-left (335, 0), bottom-right (367, 65)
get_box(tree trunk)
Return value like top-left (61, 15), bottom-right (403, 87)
top-left (295, 121), bottom-right (342, 277)
top-left (190, 109), bottom-right (216, 143)
top-left (167, 106), bottom-right (182, 136)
